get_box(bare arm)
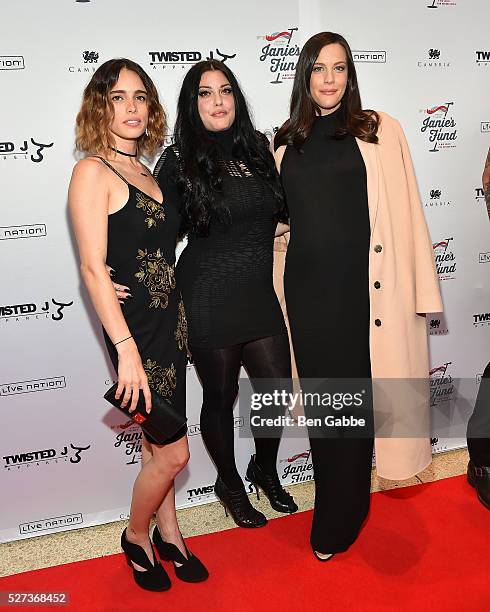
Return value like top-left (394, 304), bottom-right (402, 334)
top-left (68, 158), bottom-right (151, 412)
top-left (483, 147), bottom-right (490, 190)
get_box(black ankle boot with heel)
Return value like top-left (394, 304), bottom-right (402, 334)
top-left (120, 528), bottom-right (171, 592)
top-left (152, 525), bottom-right (209, 583)
top-left (246, 455), bottom-right (298, 514)
top-left (214, 476), bottom-right (267, 528)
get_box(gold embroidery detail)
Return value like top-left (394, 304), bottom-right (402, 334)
top-left (135, 248), bottom-right (176, 309)
top-left (175, 299), bottom-right (188, 351)
top-left (143, 359), bottom-right (176, 399)
top-left (135, 192), bottom-right (165, 228)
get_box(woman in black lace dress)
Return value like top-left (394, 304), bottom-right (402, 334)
top-left (119, 60), bottom-right (297, 527)
top-left (69, 59), bottom-right (207, 591)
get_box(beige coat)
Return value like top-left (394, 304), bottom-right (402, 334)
top-left (273, 112), bottom-right (443, 480)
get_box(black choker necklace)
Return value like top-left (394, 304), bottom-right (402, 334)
top-left (110, 147), bottom-right (137, 158)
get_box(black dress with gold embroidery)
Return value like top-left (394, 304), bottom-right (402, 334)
top-left (97, 157), bottom-right (188, 444)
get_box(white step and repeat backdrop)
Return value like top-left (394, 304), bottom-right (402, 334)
top-left (1, 0), bottom-right (489, 542)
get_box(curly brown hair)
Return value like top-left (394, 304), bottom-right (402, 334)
top-left (75, 58), bottom-right (166, 157)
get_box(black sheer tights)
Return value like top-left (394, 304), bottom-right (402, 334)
top-left (191, 333), bottom-right (291, 489)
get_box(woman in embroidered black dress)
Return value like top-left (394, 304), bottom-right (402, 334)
top-left (116, 60), bottom-right (298, 527)
top-left (69, 59), bottom-right (207, 592)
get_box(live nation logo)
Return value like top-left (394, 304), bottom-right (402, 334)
top-left (0, 224), bottom-right (47, 240)
top-left (19, 513), bottom-right (83, 536)
top-left (279, 450), bottom-right (314, 484)
top-left (417, 49), bottom-right (450, 68)
top-left (148, 48), bottom-right (236, 71)
top-left (68, 51), bottom-right (100, 74)
top-left (476, 51), bottom-right (490, 67)
top-left (432, 238), bottom-right (456, 280)
top-left (0, 138), bottom-right (54, 162)
top-left (420, 103), bottom-right (457, 152)
top-left (424, 188), bottom-right (452, 208)
top-left (0, 298), bottom-right (74, 324)
top-left (352, 50), bottom-right (386, 63)
top-left (3, 442), bottom-right (91, 471)
top-left (429, 362), bottom-right (455, 407)
top-left (426, 0), bottom-right (456, 7)
top-left (481, 122), bottom-right (490, 133)
top-left (1, 376), bottom-right (66, 396)
top-left (188, 416), bottom-right (243, 436)
top-left (257, 28), bottom-right (300, 84)
top-left (0, 56), bottom-right (25, 70)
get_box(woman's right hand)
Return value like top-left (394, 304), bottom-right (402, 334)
top-left (115, 338), bottom-right (152, 414)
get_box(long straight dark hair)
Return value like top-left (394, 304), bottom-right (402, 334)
top-left (274, 32), bottom-right (379, 150)
top-left (174, 60), bottom-right (285, 236)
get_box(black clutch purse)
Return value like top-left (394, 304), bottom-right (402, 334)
top-left (104, 383), bottom-right (187, 445)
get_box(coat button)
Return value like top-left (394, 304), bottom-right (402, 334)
top-left (374, 244), bottom-right (383, 253)
top-left (375, 319), bottom-right (382, 327)
top-left (374, 281), bottom-right (381, 289)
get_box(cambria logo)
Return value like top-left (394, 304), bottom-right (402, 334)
top-left (0, 298), bottom-right (74, 323)
top-left (424, 188), bottom-right (452, 208)
top-left (82, 51), bottom-right (99, 63)
top-left (417, 49), bottom-right (450, 68)
top-left (432, 238), bottom-right (456, 280)
top-left (148, 48), bottom-right (236, 71)
top-left (0, 224), bottom-right (47, 240)
top-left (0, 56), bottom-right (24, 70)
top-left (257, 27), bottom-right (299, 84)
top-left (0, 138), bottom-right (54, 162)
top-left (3, 443), bottom-right (90, 470)
top-left (68, 51), bottom-right (101, 73)
top-left (428, 314), bottom-right (448, 335)
top-left (420, 103), bottom-right (457, 152)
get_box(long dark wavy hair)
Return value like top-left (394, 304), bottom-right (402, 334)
top-left (174, 59), bottom-right (285, 236)
top-left (274, 32), bottom-right (379, 151)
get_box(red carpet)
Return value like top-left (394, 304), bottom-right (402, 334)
top-left (1, 475), bottom-right (489, 611)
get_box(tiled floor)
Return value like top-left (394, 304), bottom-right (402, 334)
top-left (0, 448), bottom-right (471, 577)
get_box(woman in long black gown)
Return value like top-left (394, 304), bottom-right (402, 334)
top-left (274, 33), bottom-right (379, 561)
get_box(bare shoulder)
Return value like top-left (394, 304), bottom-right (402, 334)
top-left (270, 134), bottom-right (287, 173)
top-left (71, 156), bottom-right (107, 182)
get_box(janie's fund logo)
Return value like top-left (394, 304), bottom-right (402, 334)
top-left (257, 28), bottom-right (299, 84)
top-left (420, 103), bottom-right (457, 152)
top-left (279, 450), bottom-right (313, 484)
top-left (429, 362), bottom-right (454, 407)
top-left (432, 238), bottom-right (456, 280)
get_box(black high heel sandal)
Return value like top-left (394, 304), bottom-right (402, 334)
top-left (152, 525), bottom-right (209, 583)
top-left (246, 455), bottom-right (298, 514)
top-left (214, 476), bottom-right (267, 528)
top-left (313, 551), bottom-right (335, 562)
top-left (121, 528), bottom-right (171, 591)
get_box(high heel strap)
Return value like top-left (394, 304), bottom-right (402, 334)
top-left (121, 528), bottom-right (155, 570)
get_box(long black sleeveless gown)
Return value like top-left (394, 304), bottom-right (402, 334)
top-left (281, 109), bottom-right (374, 553)
top-left (97, 157), bottom-right (188, 444)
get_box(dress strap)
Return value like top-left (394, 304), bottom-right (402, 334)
top-left (91, 155), bottom-right (129, 185)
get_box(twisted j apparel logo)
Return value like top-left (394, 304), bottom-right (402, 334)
top-left (0, 138), bottom-right (53, 162)
top-left (0, 298), bottom-right (74, 323)
top-left (149, 48), bottom-right (236, 71)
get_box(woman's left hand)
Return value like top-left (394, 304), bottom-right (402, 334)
top-left (106, 265), bottom-right (132, 304)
